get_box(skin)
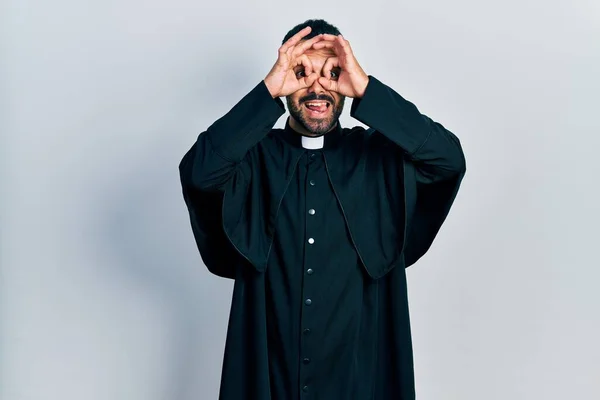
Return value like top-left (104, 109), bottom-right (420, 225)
top-left (264, 27), bottom-right (370, 137)
top-left (285, 46), bottom-right (345, 136)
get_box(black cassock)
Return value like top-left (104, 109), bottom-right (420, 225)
top-left (179, 76), bottom-right (466, 400)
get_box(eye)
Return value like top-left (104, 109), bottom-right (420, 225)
top-left (330, 70), bottom-right (339, 79)
top-left (296, 69), bottom-right (306, 78)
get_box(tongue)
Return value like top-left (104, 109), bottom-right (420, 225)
top-left (307, 103), bottom-right (327, 112)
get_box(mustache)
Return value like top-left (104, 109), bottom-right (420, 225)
top-left (300, 94), bottom-right (334, 105)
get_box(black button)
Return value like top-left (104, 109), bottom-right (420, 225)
top-left (306, 268), bottom-right (313, 275)
top-left (305, 298), bottom-right (312, 306)
top-left (303, 328), bottom-right (311, 335)
top-left (303, 357), bottom-right (311, 364)
top-left (302, 385), bottom-right (309, 393)
top-left (309, 180), bottom-right (316, 186)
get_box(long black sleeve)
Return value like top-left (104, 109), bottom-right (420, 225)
top-left (179, 80), bottom-right (286, 192)
top-left (178, 80), bottom-right (285, 278)
top-left (350, 76), bottom-right (466, 266)
top-left (350, 75), bottom-right (466, 183)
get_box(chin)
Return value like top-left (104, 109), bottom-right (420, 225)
top-left (297, 110), bottom-right (335, 134)
top-left (304, 122), bottom-right (335, 135)
top-left (287, 96), bottom-right (344, 135)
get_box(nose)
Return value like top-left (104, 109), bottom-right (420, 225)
top-left (307, 74), bottom-right (326, 94)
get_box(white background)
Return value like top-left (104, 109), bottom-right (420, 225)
top-left (2, 1), bottom-right (599, 399)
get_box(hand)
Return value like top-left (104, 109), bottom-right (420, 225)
top-left (312, 34), bottom-right (369, 98)
top-left (264, 27), bottom-right (326, 98)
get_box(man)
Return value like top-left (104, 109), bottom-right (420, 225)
top-left (180, 19), bottom-right (465, 400)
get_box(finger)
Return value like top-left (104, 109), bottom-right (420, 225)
top-left (285, 44), bottom-right (294, 63)
top-left (319, 33), bottom-right (340, 42)
top-left (318, 76), bottom-right (338, 92)
top-left (319, 34), bottom-right (350, 49)
top-left (322, 56), bottom-right (339, 79)
top-left (296, 54), bottom-right (314, 76)
top-left (337, 35), bottom-right (352, 54)
top-left (302, 72), bottom-right (319, 88)
top-left (286, 33), bottom-right (321, 65)
top-left (312, 37), bottom-right (346, 58)
top-left (315, 38), bottom-right (355, 69)
top-left (312, 41), bottom-right (335, 50)
top-left (280, 26), bottom-right (312, 53)
top-left (292, 34), bottom-right (324, 57)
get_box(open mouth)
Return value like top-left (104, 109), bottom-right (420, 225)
top-left (303, 101), bottom-right (331, 117)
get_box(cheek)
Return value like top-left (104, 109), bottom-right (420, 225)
top-left (286, 95), bottom-right (302, 109)
top-left (292, 94), bottom-right (304, 105)
top-left (333, 95), bottom-right (344, 107)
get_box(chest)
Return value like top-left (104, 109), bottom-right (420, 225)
top-left (276, 151), bottom-right (351, 252)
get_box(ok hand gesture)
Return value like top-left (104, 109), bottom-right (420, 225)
top-left (264, 27), bottom-right (325, 98)
top-left (312, 34), bottom-right (369, 98)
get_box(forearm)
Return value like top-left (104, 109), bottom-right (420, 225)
top-left (206, 80), bottom-right (286, 161)
top-left (350, 76), bottom-right (466, 182)
top-left (179, 80), bottom-right (285, 191)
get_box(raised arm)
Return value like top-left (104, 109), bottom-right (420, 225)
top-left (179, 26), bottom-right (329, 192)
top-left (314, 34), bottom-right (466, 266)
top-left (350, 75), bottom-right (466, 183)
top-left (178, 81), bottom-right (284, 192)
top-left (179, 27), bottom-right (335, 277)
top-left (313, 34), bottom-right (465, 182)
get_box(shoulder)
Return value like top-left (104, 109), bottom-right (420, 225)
top-left (341, 125), bottom-right (372, 145)
top-left (342, 126), bottom-right (397, 153)
top-left (342, 126), bottom-right (386, 141)
top-left (265, 128), bottom-right (284, 143)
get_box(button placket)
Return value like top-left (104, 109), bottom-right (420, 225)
top-left (300, 151), bottom-right (320, 391)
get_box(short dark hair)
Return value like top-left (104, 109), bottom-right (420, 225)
top-left (282, 19), bottom-right (342, 45)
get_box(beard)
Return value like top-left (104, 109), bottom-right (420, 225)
top-left (286, 94), bottom-right (345, 136)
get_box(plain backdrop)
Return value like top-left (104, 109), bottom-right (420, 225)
top-left (2, 1), bottom-right (599, 399)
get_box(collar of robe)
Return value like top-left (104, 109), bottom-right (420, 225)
top-left (301, 135), bottom-right (324, 149)
top-left (279, 117), bottom-right (344, 150)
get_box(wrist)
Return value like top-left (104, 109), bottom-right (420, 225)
top-left (263, 78), bottom-right (279, 98)
top-left (355, 75), bottom-right (370, 98)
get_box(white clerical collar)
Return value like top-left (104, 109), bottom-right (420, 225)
top-left (301, 135), bottom-right (324, 149)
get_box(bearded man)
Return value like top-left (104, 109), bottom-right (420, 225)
top-left (179, 18), bottom-right (466, 400)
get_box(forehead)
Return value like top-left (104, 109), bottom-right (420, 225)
top-left (303, 47), bottom-right (337, 63)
